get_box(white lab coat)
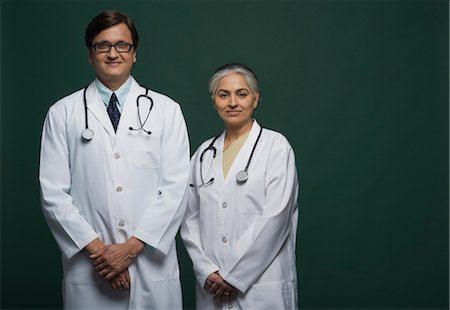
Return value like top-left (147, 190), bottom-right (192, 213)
top-left (181, 120), bottom-right (299, 310)
top-left (39, 78), bottom-right (190, 309)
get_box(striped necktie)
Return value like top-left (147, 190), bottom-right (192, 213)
top-left (107, 93), bottom-right (120, 132)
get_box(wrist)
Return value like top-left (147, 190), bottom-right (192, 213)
top-left (85, 238), bottom-right (105, 254)
top-left (127, 237), bottom-right (144, 257)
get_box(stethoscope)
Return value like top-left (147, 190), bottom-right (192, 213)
top-left (190, 126), bottom-right (263, 188)
top-left (81, 86), bottom-right (154, 141)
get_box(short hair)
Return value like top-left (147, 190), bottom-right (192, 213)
top-left (208, 63), bottom-right (261, 100)
top-left (85, 10), bottom-right (139, 49)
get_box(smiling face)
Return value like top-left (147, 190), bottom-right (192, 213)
top-left (88, 23), bottom-right (136, 90)
top-left (213, 72), bottom-right (259, 132)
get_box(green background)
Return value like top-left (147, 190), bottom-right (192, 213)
top-left (1, 0), bottom-right (448, 309)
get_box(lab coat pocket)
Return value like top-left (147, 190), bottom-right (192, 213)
top-left (63, 250), bottom-right (101, 285)
top-left (131, 130), bottom-right (161, 169)
top-left (236, 174), bottom-right (265, 214)
top-left (248, 280), bottom-right (293, 310)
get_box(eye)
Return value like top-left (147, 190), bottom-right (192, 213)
top-left (116, 42), bottom-right (129, 48)
top-left (217, 92), bottom-right (228, 99)
top-left (95, 42), bottom-right (111, 50)
top-left (237, 91), bottom-right (248, 98)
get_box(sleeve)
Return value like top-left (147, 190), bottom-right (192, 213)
top-left (219, 138), bottom-right (299, 293)
top-left (132, 103), bottom-right (190, 256)
top-left (39, 105), bottom-right (99, 259)
top-left (180, 153), bottom-right (221, 288)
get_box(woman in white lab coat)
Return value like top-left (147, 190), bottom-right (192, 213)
top-left (181, 63), bottom-right (299, 309)
top-left (40, 11), bottom-right (189, 309)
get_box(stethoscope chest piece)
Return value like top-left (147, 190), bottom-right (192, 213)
top-left (82, 128), bottom-right (94, 141)
top-left (236, 170), bottom-right (248, 183)
top-left (192, 126), bottom-right (263, 189)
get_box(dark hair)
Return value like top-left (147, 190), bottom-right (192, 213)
top-left (85, 10), bottom-right (139, 49)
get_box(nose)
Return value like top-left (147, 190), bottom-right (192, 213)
top-left (228, 95), bottom-right (238, 108)
top-left (107, 46), bottom-right (119, 58)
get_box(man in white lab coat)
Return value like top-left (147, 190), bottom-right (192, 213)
top-left (39, 10), bottom-right (189, 309)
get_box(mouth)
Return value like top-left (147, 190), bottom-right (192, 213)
top-left (225, 110), bottom-right (241, 116)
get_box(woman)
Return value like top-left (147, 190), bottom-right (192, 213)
top-left (181, 63), bottom-right (299, 309)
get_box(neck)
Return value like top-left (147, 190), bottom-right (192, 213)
top-left (98, 76), bottom-right (129, 91)
top-left (224, 119), bottom-right (253, 145)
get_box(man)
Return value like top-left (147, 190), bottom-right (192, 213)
top-left (39, 10), bottom-right (189, 309)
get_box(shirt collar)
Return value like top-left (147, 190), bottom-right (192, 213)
top-left (94, 76), bottom-right (132, 112)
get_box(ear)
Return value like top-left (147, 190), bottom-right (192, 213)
top-left (253, 93), bottom-right (260, 110)
top-left (87, 50), bottom-right (93, 64)
top-left (133, 51), bottom-right (137, 64)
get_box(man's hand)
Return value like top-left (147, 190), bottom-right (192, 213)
top-left (90, 237), bottom-right (144, 280)
top-left (110, 269), bottom-right (131, 290)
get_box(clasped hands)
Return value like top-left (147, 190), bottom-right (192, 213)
top-left (204, 272), bottom-right (239, 302)
top-left (86, 237), bottom-right (144, 291)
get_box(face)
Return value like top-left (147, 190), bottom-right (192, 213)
top-left (88, 23), bottom-right (136, 90)
top-left (213, 72), bottom-right (259, 130)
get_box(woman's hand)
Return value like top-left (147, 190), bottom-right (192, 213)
top-left (204, 272), bottom-right (239, 302)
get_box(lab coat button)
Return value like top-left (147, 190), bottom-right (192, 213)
top-left (114, 153), bottom-right (120, 159)
top-left (222, 202), bottom-right (227, 208)
top-left (222, 236), bottom-right (227, 243)
top-left (118, 220), bottom-right (125, 227)
top-left (116, 186), bottom-right (123, 192)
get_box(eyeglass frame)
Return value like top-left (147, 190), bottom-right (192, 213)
top-left (91, 41), bottom-right (134, 53)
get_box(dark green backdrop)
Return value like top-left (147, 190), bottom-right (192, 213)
top-left (1, 0), bottom-right (448, 309)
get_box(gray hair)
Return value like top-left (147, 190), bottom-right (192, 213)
top-left (208, 63), bottom-right (260, 100)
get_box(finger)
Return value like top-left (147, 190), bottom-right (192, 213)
top-left (214, 287), bottom-right (226, 300)
top-left (121, 279), bottom-right (130, 290)
top-left (124, 272), bottom-right (131, 284)
top-left (116, 280), bottom-right (124, 290)
top-left (220, 292), bottom-right (229, 302)
top-left (93, 257), bottom-right (105, 266)
top-left (90, 254), bottom-right (100, 260)
top-left (204, 282), bottom-right (210, 291)
top-left (228, 290), bottom-right (237, 301)
top-left (98, 268), bottom-right (111, 277)
top-left (115, 275), bottom-right (129, 290)
top-left (111, 280), bottom-right (118, 290)
top-left (208, 282), bottom-right (219, 294)
top-left (204, 274), bottom-right (216, 290)
top-left (95, 263), bottom-right (107, 272)
top-left (103, 271), bottom-right (117, 281)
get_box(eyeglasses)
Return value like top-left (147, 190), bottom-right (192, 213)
top-left (91, 42), bottom-right (134, 53)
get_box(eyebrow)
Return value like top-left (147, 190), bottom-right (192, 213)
top-left (217, 88), bottom-right (249, 93)
top-left (94, 40), bottom-right (129, 44)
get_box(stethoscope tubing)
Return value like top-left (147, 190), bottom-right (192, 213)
top-left (81, 84), bottom-right (152, 140)
top-left (191, 126), bottom-right (263, 188)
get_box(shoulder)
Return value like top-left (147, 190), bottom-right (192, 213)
top-left (192, 134), bottom-right (222, 158)
top-left (261, 127), bottom-right (293, 150)
top-left (130, 77), bottom-right (181, 110)
top-left (135, 84), bottom-right (181, 111)
top-left (147, 89), bottom-right (179, 106)
top-left (46, 87), bottom-right (84, 116)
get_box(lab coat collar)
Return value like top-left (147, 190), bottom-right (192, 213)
top-left (85, 78), bottom-right (144, 141)
top-left (85, 82), bottom-right (116, 137)
top-left (213, 120), bottom-right (262, 187)
top-left (114, 78), bottom-right (146, 143)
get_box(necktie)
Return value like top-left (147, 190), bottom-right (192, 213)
top-left (107, 93), bottom-right (121, 132)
